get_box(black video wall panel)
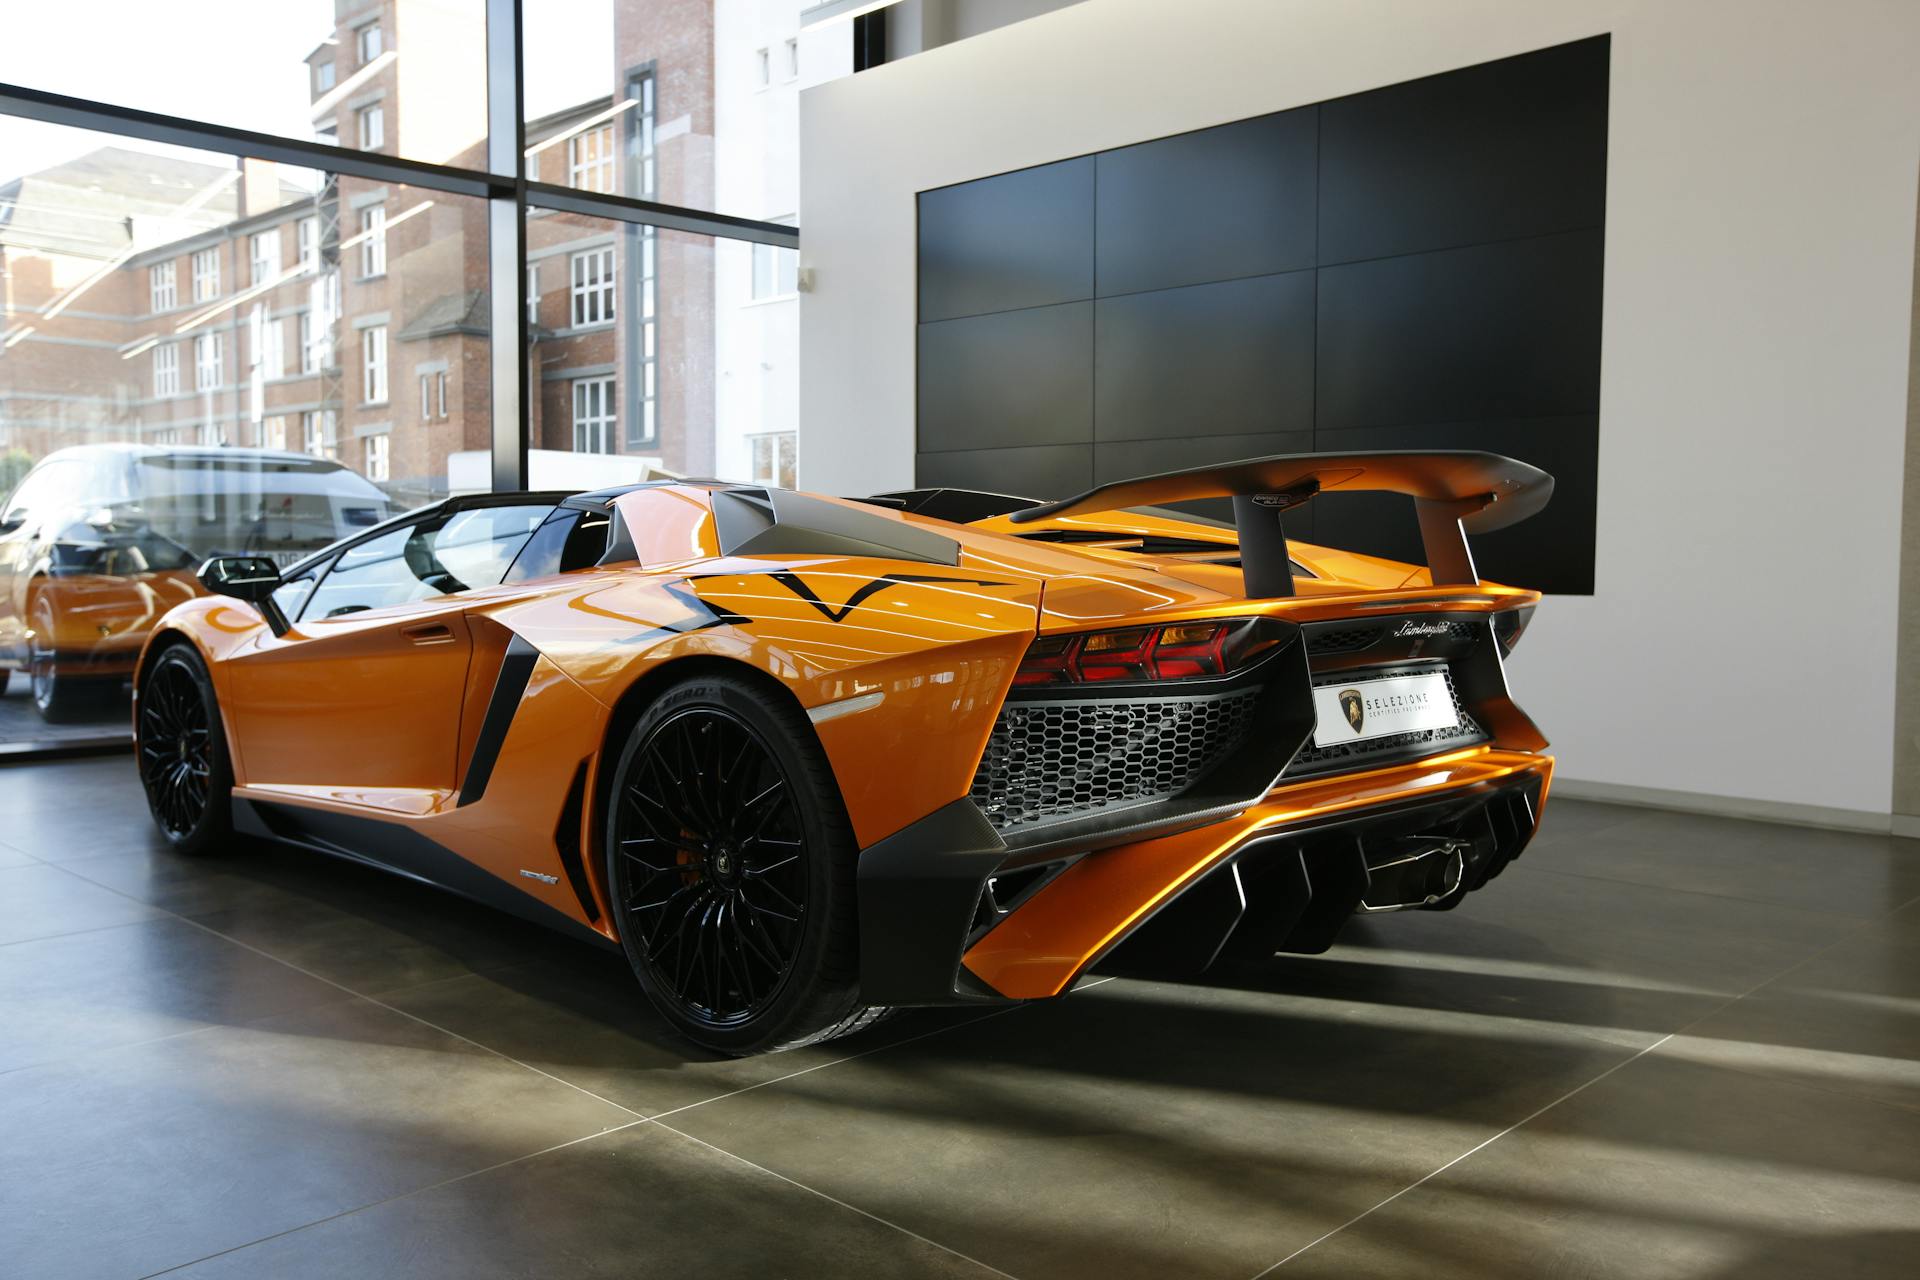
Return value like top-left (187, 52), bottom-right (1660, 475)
top-left (914, 35), bottom-right (1608, 593)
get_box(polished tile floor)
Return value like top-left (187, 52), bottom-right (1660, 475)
top-left (3, 756), bottom-right (1917, 1279)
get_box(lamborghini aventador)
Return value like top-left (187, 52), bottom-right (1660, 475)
top-left (134, 451), bottom-right (1554, 1055)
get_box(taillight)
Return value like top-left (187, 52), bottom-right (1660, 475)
top-left (1014, 620), bottom-right (1250, 685)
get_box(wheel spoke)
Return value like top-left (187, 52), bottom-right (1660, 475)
top-left (609, 703), bottom-right (812, 1029)
top-left (138, 661), bottom-right (218, 839)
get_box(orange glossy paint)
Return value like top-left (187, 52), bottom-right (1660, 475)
top-left (961, 749), bottom-right (1554, 999)
top-left (139, 480), bottom-right (1553, 986)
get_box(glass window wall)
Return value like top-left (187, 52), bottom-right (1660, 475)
top-left (0, 2), bottom-right (805, 748)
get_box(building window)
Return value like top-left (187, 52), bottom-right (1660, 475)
top-left (297, 216), bottom-right (318, 269)
top-left (570, 247), bottom-right (614, 326)
top-left (357, 104), bottom-right (384, 152)
top-left (150, 427), bottom-right (181, 446)
top-left (303, 410), bottom-right (336, 460)
top-left (526, 264), bottom-right (539, 326)
top-left (362, 326), bottom-right (387, 403)
top-left (262, 416), bottom-right (288, 451)
top-left (755, 47), bottom-right (770, 88)
top-left (194, 332), bottom-right (223, 390)
top-left (418, 370), bottom-right (449, 421)
top-left (201, 422), bottom-right (226, 447)
top-left (751, 238), bottom-right (798, 300)
top-left (252, 310), bottom-right (285, 381)
top-left (626, 69), bottom-right (658, 450)
top-left (249, 229), bottom-right (280, 287)
top-left (568, 124), bottom-right (616, 194)
top-left (785, 38), bottom-right (800, 80)
top-left (150, 262), bottom-right (177, 312)
top-left (572, 377), bottom-right (616, 454)
top-left (631, 70), bottom-right (656, 200)
top-left (191, 248), bottom-right (219, 302)
top-left (314, 61), bottom-right (335, 94)
top-left (152, 343), bottom-right (179, 397)
top-left (749, 432), bottom-right (797, 489)
top-left (364, 433), bottom-right (390, 482)
top-left (631, 228), bottom-right (658, 447)
top-left (356, 23), bottom-right (382, 66)
top-left (421, 371), bottom-right (447, 418)
top-left (299, 311), bottom-right (321, 374)
top-left (359, 206), bottom-right (387, 277)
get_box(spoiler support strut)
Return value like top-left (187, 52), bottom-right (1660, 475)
top-left (1007, 450), bottom-right (1551, 599)
top-left (1415, 498), bottom-right (1481, 589)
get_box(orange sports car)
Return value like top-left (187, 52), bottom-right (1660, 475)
top-left (135, 451), bottom-right (1554, 1055)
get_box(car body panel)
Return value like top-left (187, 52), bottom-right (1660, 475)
top-left (962, 747), bottom-right (1554, 998)
top-left (140, 467), bottom-right (1555, 1006)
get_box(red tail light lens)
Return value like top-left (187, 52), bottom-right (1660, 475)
top-left (1014, 621), bottom-right (1245, 685)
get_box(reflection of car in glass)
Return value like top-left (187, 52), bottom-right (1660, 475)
top-left (134, 453), bottom-right (1554, 1056)
top-left (0, 445), bottom-right (391, 720)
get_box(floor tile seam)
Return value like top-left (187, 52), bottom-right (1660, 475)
top-left (1643, 1037), bottom-right (1920, 1119)
top-left (132, 1118), bottom-right (653, 1280)
top-left (36, 858), bottom-right (1047, 1128)
top-left (646, 1003), bottom-right (1029, 1123)
top-left (0, 915), bottom-right (164, 949)
top-left (649, 1118), bottom-right (1024, 1279)
top-left (1250, 896), bottom-right (1916, 1273)
top-left (1723, 887), bottom-right (1920, 1005)
top-left (0, 985), bottom-right (375, 1080)
top-left (1515, 862), bottom-right (1901, 922)
top-left (1246, 1030), bottom-right (1676, 1277)
top-left (39, 857), bottom-right (652, 1122)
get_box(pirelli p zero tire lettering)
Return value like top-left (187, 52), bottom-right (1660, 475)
top-left (137, 644), bottom-right (236, 857)
top-left (605, 672), bottom-right (882, 1056)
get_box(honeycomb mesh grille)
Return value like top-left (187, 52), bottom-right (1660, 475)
top-left (1306, 626), bottom-right (1381, 655)
top-left (1287, 663), bottom-right (1484, 776)
top-left (969, 689), bottom-right (1261, 830)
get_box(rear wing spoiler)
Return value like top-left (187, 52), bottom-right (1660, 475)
top-left (1006, 450), bottom-right (1552, 597)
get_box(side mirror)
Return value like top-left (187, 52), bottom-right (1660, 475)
top-left (0, 510), bottom-right (25, 534)
top-left (197, 555), bottom-right (289, 636)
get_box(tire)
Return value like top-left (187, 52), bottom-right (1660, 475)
top-left (28, 588), bottom-right (98, 723)
top-left (0, 668), bottom-right (10, 696)
top-left (603, 672), bottom-right (885, 1055)
top-left (136, 643), bottom-right (235, 857)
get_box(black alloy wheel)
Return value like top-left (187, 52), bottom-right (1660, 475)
top-left (137, 645), bottom-right (234, 856)
top-left (606, 674), bottom-right (878, 1055)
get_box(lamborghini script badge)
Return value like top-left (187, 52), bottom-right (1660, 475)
top-left (1339, 689), bottom-right (1365, 733)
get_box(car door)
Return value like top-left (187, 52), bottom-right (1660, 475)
top-left (224, 501), bottom-right (555, 793)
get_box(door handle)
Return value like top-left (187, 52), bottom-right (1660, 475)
top-left (401, 621), bottom-right (455, 645)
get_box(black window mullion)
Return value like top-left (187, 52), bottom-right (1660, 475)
top-left (483, 0), bottom-right (529, 493)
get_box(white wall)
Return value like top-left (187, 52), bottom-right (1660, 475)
top-left (797, 0), bottom-right (1920, 816)
top-left (712, 2), bottom-right (846, 485)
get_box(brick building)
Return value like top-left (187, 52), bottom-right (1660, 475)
top-left (0, 0), bottom-right (723, 505)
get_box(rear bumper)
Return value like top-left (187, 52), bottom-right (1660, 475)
top-left (857, 747), bottom-right (1551, 1005)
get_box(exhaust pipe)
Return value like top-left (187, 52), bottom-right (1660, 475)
top-left (1359, 837), bottom-right (1468, 912)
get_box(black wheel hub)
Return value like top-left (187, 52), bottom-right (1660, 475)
top-left (613, 707), bottom-right (809, 1028)
top-left (139, 661), bottom-right (212, 838)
